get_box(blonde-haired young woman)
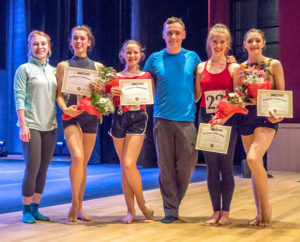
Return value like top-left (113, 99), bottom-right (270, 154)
top-left (195, 24), bottom-right (240, 225)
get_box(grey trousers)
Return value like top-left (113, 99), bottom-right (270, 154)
top-left (22, 129), bottom-right (57, 197)
top-left (153, 118), bottom-right (198, 217)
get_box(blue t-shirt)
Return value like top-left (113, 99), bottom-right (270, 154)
top-left (144, 48), bottom-right (201, 121)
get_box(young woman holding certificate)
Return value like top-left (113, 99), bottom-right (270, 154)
top-left (104, 40), bottom-right (154, 224)
top-left (194, 24), bottom-right (240, 225)
top-left (56, 25), bottom-right (103, 223)
top-left (239, 29), bottom-right (285, 227)
top-left (14, 30), bottom-right (57, 223)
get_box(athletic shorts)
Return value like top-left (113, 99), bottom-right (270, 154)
top-left (239, 105), bottom-right (278, 136)
top-left (110, 109), bottom-right (148, 138)
top-left (63, 112), bottom-right (98, 133)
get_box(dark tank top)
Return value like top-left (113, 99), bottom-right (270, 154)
top-left (67, 56), bottom-right (97, 107)
top-left (200, 62), bottom-right (233, 108)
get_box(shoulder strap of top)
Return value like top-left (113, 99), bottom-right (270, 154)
top-left (225, 62), bottom-right (232, 74)
top-left (265, 58), bottom-right (273, 67)
top-left (144, 72), bottom-right (151, 79)
top-left (204, 61), bottom-right (208, 70)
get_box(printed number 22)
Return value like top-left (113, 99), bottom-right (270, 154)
top-left (206, 94), bottom-right (224, 110)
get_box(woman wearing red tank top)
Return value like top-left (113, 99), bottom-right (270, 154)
top-left (195, 24), bottom-right (240, 225)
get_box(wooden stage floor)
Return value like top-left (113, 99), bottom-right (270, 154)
top-left (0, 171), bottom-right (299, 242)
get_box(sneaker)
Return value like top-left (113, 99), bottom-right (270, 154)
top-left (31, 203), bottom-right (50, 221)
top-left (22, 212), bottom-right (36, 224)
top-left (32, 210), bottom-right (50, 221)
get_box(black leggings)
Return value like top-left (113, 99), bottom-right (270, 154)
top-left (199, 108), bottom-right (237, 212)
top-left (21, 129), bottom-right (57, 197)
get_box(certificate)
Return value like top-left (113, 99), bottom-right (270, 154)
top-left (196, 123), bottom-right (231, 154)
top-left (257, 89), bottom-right (293, 118)
top-left (204, 90), bottom-right (226, 114)
top-left (61, 66), bottom-right (98, 96)
top-left (119, 79), bottom-right (154, 105)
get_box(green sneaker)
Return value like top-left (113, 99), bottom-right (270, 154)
top-left (22, 205), bottom-right (36, 223)
top-left (31, 203), bottom-right (50, 221)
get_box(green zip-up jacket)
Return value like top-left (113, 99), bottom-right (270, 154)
top-left (14, 56), bottom-right (57, 131)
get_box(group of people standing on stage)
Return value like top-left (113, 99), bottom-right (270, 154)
top-left (14, 16), bottom-right (285, 227)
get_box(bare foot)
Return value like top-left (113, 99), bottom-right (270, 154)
top-left (77, 209), bottom-right (93, 221)
top-left (142, 204), bottom-right (154, 220)
top-left (68, 205), bottom-right (78, 223)
top-left (248, 215), bottom-right (261, 226)
top-left (259, 206), bottom-right (272, 227)
top-left (121, 212), bottom-right (136, 224)
top-left (205, 211), bottom-right (220, 225)
top-left (218, 211), bottom-right (231, 226)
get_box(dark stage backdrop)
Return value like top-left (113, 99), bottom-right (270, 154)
top-left (82, 0), bottom-right (131, 164)
top-left (0, 0), bottom-right (208, 166)
top-left (2, 0), bottom-right (297, 166)
top-left (132, 0), bottom-right (208, 167)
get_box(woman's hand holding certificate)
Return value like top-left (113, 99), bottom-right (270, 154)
top-left (257, 89), bottom-right (293, 118)
top-left (119, 79), bottom-right (153, 105)
top-left (62, 67), bottom-right (115, 124)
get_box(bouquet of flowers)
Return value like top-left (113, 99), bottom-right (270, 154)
top-left (239, 64), bottom-right (272, 98)
top-left (209, 63), bottom-right (273, 124)
top-left (62, 67), bottom-right (115, 124)
top-left (208, 85), bottom-right (249, 124)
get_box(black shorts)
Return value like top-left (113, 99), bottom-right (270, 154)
top-left (239, 105), bottom-right (278, 136)
top-left (110, 109), bottom-right (148, 138)
top-left (63, 112), bottom-right (98, 134)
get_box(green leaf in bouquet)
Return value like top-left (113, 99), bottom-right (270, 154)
top-left (91, 93), bottom-right (101, 106)
top-left (97, 66), bottom-right (115, 84)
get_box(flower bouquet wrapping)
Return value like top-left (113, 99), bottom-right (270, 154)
top-left (208, 85), bottom-right (249, 124)
top-left (62, 67), bottom-right (115, 124)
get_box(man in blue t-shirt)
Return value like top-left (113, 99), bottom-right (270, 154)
top-left (144, 17), bottom-right (201, 223)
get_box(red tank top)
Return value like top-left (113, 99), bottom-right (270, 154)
top-left (200, 62), bottom-right (233, 108)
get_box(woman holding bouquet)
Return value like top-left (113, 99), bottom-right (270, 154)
top-left (240, 29), bottom-right (285, 227)
top-left (56, 25), bottom-right (103, 222)
top-left (104, 40), bottom-right (154, 224)
top-left (14, 31), bottom-right (57, 223)
top-left (195, 24), bottom-right (240, 225)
